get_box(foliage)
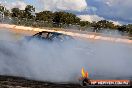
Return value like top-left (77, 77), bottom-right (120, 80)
top-left (36, 11), bottom-right (53, 22)
top-left (0, 4), bottom-right (132, 36)
top-left (0, 5), bottom-right (4, 12)
top-left (53, 11), bottom-right (80, 25)
top-left (11, 8), bottom-right (21, 17)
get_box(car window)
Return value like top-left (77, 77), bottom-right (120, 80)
top-left (41, 32), bottom-right (49, 38)
top-left (47, 33), bottom-right (54, 38)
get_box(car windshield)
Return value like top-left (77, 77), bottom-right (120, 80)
top-left (33, 32), bottom-right (50, 39)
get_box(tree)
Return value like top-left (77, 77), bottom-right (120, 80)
top-left (106, 21), bottom-right (116, 29)
top-left (92, 20), bottom-right (116, 30)
top-left (79, 21), bottom-right (91, 27)
top-left (53, 11), bottom-right (80, 25)
top-left (126, 24), bottom-right (132, 35)
top-left (24, 5), bottom-right (35, 19)
top-left (0, 5), bottom-right (5, 12)
top-left (36, 11), bottom-right (53, 22)
top-left (0, 5), bottom-right (10, 17)
top-left (4, 10), bottom-right (10, 17)
top-left (97, 20), bottom-right (109, 28)
top-left (11, 8), bottom-right (21, 17)
top-left (117, 25), bottom-right (127, 32)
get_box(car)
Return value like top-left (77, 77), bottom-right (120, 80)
top-left (25, 31), bottom-right (73, 42)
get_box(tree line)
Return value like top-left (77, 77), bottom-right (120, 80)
top-left (0, 4), bottom-right (132, 36)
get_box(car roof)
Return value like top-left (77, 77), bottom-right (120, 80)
top-left (33, 31), bottom-right (62, 36)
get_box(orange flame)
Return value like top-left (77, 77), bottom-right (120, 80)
top-left (81, 67), bottom-right (89, 78)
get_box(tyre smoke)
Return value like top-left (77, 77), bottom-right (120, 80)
top-left (0, 29), bottom-right (132, 83)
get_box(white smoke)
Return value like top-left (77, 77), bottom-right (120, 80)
top-left (0, 29), bottom-right (132, 83)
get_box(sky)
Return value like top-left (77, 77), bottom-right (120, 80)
top-left (0, 0), bottom-right (132, 25)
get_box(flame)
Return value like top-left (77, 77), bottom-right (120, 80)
top-left (81, 67), bottom-right (89, 78)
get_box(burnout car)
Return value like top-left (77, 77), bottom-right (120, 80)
top-left (25, 31), bottom-right (73, 42)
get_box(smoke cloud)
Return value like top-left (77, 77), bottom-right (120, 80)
top-left (0, 29), bottom-right (132, 83)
